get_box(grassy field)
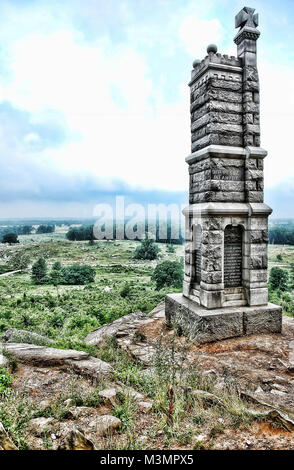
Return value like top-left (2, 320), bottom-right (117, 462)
top-left (1, 233), bottom-right (294, 343)
top-left (0, 236), bottom-right (183, 342)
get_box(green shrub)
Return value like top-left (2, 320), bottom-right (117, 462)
top-left (2, 233), bottom-right (19, 244)
top-left (152, 260), bottom-right (183, 290)
top-left (133, 238), bottom-right (160, 260)
top-left (0, 368), bottom-right (12, 394)
top-left (269, 267), bottom-right (289, 291)
top-left (61, 265), bottom-right (95, 285)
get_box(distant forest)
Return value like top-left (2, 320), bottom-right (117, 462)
top-left (269, 225), bottom-right (294, 245)
top-left (1, 218), bottom-right (294, 246)
top-left (66, 220), bottom-right (184, 245)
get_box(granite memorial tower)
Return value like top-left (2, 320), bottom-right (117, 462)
top-left (165, 7), bottom-right (282, 342)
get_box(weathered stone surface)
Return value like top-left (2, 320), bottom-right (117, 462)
top-left (2, 328), bottom-right (54, 346)
top-left (98, 388), bottom-right (117, 405)
top-left (85, 311), bottom-right (146, 346)
top-left (3, 343), bottom-right (89, 365)
top-left (1, 342), bottom-right (112, 381)
top-left (0, 422), bottom-right (18, 450)
top-left (0, 353), bottom-right (8, 367)
top-left (87, 415), bottom-right (121, 436)
top-left (58, 429), bottom-right (95, 450)
top-left (66, 407), bottom-right (94, 420)
top-left (65, 357), bottom-right (112, 381)
top-left (27, 417), bottom-right (54, 436)
top-left (137, 401), bottom-right (153, 413)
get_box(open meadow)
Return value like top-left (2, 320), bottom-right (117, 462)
top-left (0, 234), bottom-right (183, 344)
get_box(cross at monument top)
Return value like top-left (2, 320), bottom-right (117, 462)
top-left (235, 6), bottom-right (258, 30)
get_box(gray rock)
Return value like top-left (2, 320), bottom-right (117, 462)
top-left (3, 343), bottom-right (89, 365)
top-left (87, 415), bottom-right (121, 436)
top-left (2, 328), bottom-right (53, 346)
top-left (27, 417), bottom-right (54, 436)
top-left (66, 357), bottom-right (112, 381)
top-left (98, 388), bottom-right (117, 405)
top-left (0, 353), bottom-right (8, 368)
top-left (137, 401), bottom-right (153, 413)
top-left (85, 311), bottom-right (146, 346)
top-left (58, 429), bottom-right (95, 450)
top-left (66, 407), bottom-right (94, 419)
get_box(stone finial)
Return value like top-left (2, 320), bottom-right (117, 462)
top-left (235, 6), bottom-right (258, 30)
top-left (234, 6), bottom-right (260, 66)
top-left (207, 44), bottom-right (217, 54)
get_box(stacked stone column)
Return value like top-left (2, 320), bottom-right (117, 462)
top-left (165, 7), bottom-right (282, 342)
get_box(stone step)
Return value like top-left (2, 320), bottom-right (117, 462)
top-left (222, 300), bottom-right (247, 307)
top-left (224, 293), bottom-right (244, 301)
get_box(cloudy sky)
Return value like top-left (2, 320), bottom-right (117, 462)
top-left (0, 0), bottom-right (293, 218)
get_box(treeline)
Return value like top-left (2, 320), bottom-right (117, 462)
top-left (0, 224), bottom-right (55, 240)
top-left (269, 225), bottom-right (294, 245)
top-left (0, 225), bottom-right (33, 237)
top-left (66, 221), bottom-right (184, 244)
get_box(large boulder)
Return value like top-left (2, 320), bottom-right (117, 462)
top-left (85, 302), bottom-right (165, 347)
top-left (85, 312), bottom-right (146, 346)
top-left (3, 343), bottom-right (89, 366)
top-left (2, 328), bottom-right (54, 346)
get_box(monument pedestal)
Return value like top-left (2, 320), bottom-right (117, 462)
top-left (166, 293), bottom-right (282, 344)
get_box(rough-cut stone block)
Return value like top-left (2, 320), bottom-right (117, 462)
top-left (244, 303), bottom-right (282, 334)
top-left (165, 294), bottom-right (282, 343)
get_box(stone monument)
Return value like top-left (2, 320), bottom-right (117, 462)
top-left (165, 6), bottom-right (282, 343)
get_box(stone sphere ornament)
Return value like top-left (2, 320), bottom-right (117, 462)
top-left (207, 44), bottom-right (218, 54)
top-left (192, 59), bottom-right (201, 68)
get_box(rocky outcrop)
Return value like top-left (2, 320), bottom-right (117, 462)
top-left (87, 302), bottom-right (294, 419)
top-left (2, 328), bottom-right (54, 346)
top-left (66, 357), bottom-right (112, 380)
top-left (2, 343), bottom-right (89, 365)
top-left (85, 311), bottom-right (146, 346)
top-left (1, 342), bottom-right (112, 381)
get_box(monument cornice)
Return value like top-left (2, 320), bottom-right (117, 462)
top-left (182, 202), bottom-right (272, 217)
top-left (189, 62), bottom-right (242, 87)
top-left (185, 145), bottom-right (267, 165)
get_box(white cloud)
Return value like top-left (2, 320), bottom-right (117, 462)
top-left (259, 60), bottom-right (294, 188)
top-left (0, 26), bottom-right (189, 193)
top-left (178, 17), bottom-right (223, 58)
top-left (24, 133), bottom-right (41, 144)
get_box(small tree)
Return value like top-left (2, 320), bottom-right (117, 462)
top-left (2, 233), bottom-right (19, 244)
top-left (134, 237), bottom-right (160, 260)
top-left (152, 260), bottom-right (183, 290)
top-left (50, 261), bottom-right (63, 285)
top-left (269, 267), bottom-right (289, 292)
top-left (31, 258), bottom-right (48, 284)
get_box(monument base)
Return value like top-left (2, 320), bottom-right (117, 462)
top-left (165, 293), bottom-right (282, 344)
